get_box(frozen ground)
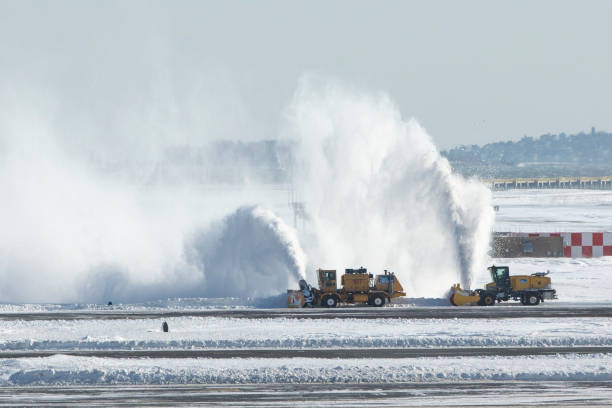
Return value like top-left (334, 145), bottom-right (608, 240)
top-left (1, 354), bottom-right (611, 386)
top-left (0, 298), bottom-right (256, 314)
top-left (1, 382), bottom-right (610, 407)
top-left (0, 189), bottom-right (610, 406)
top-left (0, 255), bottom-right (608, 314)
top-left (477, 257), bottom-right (612, 303)
top-left (0, 316), bottom-right (610, 351)
top-left (493, 189), bottom-right (612, 232)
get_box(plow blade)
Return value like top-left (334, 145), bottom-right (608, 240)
top-left (287, 290), bottom-right (305, 308)
top-left (449, 283), bottom-right (480, 306)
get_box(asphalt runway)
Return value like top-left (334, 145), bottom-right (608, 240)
top-left (1, 346), bottom-right (610, 359)
top-left (1, 305), bottom-right (611, 320)
top-left (0, 382), bottom-right (610, 407)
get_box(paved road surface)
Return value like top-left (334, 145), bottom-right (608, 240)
top-left (1, 346), bottom-right (609, 359)
top-left (1, 306), bottom-right (611, 321)
top-left (0, 382), bottom-right (610, 407)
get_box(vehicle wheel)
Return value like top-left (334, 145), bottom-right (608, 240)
top-left (526, 294), bottom-right (540, 306)
top-left (370, 294), bottom-right (385, 307)
top-left (322, 295), bottom-right (337, 308)
top-left (475, 290), bottom-right (486, 306)
top-left (483, 294), bottom-right (495, 306)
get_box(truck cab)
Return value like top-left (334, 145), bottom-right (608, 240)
top-left (317, 269), bottom-right (337, 292)
top-left (488, 265), bottom-right (511, 291)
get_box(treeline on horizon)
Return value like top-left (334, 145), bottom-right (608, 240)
top-left (93, 129), bottom-right (612, 183)
top-left (442, 128), bottom-right (612, 165)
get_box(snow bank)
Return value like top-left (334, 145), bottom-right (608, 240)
top-left (1, 317), bottom-right (610, 351)
top-left (1, 354), bottom-right (610, 385)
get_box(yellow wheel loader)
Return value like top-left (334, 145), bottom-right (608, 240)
top-left (450, 265), bottom-right (557, 306)
top-left (288, 267), bottom-right (406, 308)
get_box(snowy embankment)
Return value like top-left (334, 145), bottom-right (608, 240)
top-left (1, 354), bottom-right (610, 385)
top-left (1, 317), bottom-right (610, 350)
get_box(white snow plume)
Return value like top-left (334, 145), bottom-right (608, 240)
top-left (287, 77), bottom-right (493, 296)
top-left (186, 206), bottom-right (306, 299)
top-left (79, 206), bottom-right (306, 302)
top-left (0, 111), bottom-right (304, 302)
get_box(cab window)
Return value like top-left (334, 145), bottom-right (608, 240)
top-left (495, 267), bottom-right (508, 279)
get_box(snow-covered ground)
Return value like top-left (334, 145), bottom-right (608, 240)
top-left (0, 316), bottom-right (609, 351)
top-left (478, 257), bottom-right (612, 303)
top-left (493, 189), bottom-right (612, 232)
top-left (485, 188), bottom-right (612, 306)
top-left (1, 354), bottom-right (610, 386)
top-left (0, 298), bottom-right (256, 313)
top-left (0, 188), bottom-right (610, 399)
top-left (1, 254), bottom-right (607, 314)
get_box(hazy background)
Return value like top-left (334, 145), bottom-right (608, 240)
top-left (1, 0), bottom-right (610, 149)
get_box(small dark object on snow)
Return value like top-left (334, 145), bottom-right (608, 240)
top-left (162, 321), bottom-right (169, 332)
top-left (107, 301), bottom-right (112, 306)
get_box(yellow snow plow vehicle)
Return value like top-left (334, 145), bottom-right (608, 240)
top-left (288, 267), bottom-right (406, 308)
top-left (450, 265), bottom-right (557, 306)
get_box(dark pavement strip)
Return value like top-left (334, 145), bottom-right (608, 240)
top-left (0, 346), bottom-right (610, 359)
top-left (1, 306), bottom-right (611, 321)
top-left (0, 350), bottom-right (609, 406)
top-left (0, 382), bottom-right (610, 407)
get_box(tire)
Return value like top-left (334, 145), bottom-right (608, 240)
top-left (322, 295), bottom-right (337, 308)
top-left (483, 294), bottom-right (495, 306)
top-left (476, 290), bottom-right (486, 306)
top-left (526, 293), bottom-right (540, 306)
top-left (370, 294), bottom-right (385, 307)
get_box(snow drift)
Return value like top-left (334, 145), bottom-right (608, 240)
top-left (1, 316), bottom-right (609, 351)
top-left (3, 355), bottom-right (611, 385)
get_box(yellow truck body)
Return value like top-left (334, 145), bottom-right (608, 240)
top-left (451, 265), bottom-right (557, 306)
top-left (488, 275), bottom-right (552, 291)
top-left (291, 267), bottom-right (406, 308)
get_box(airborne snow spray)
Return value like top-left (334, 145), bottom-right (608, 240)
top-left (286, 76), bottom-right (494, 297)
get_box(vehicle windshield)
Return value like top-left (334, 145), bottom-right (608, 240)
top-left (490, 267), bottom-right (509, 282)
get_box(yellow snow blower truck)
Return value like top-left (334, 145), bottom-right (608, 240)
top-left (288, 267), bottom-right (406, 308)
top-left (450, 265), bottom-right (557, 306)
